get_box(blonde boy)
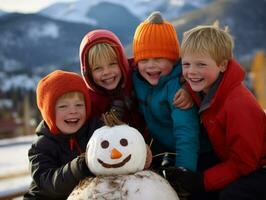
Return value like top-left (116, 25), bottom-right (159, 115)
top-left (170, 23), bottom-right (266, 200)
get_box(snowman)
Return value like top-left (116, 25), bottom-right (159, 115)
top-left (68, 113), bottom-right (179, 200)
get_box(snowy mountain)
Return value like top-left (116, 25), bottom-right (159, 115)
top-left (82, 1), bottom-right (140, 43)
top-left (0, 13), bottom-right (94, 74)
top-left (171, 0), bottom-right (266, 61)
top-left (40, 0), bottom-right (213, 24)
top-left (0, 4), bottom-right (139, 76)
top-left (0, 10), bottom-right (7, 16)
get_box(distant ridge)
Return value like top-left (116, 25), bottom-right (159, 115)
top-left (171, 0), bottom-right (266, 61)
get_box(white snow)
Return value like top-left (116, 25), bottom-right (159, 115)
top-left (0, 135), bottom-right (36, 199)
top-left (68, 171), bottom-right (179, 200)
top-left (0, 73), bottom-right (41, 91)
top-left (1, 57), bottom-right (23, 72)
top-left (27, 22), bottom-right (59, 40)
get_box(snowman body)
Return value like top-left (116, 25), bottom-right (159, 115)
top-left (68, 170), bottom-right (179, 200)
top-left (68, 124), bottom-right (179, 200)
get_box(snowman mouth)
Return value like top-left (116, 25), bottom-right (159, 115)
top-left (97, 154), bottom-right (131, 168)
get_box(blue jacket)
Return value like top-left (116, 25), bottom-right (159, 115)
top-left (133, 61), bottom-right (200, 171)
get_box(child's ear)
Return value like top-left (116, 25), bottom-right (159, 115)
top-left (219, 60), bottom-right (228, 72)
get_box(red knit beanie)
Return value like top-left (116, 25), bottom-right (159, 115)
top-left (133, 11), bottom-right (180, 63)
top-left (36, 70), bottom-right (91, 134)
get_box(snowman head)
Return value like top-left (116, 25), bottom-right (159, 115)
top-left (86, 124), bottom-right (147, 175)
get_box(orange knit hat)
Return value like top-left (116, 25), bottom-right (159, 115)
top-left (36, 70), bottom-right (91, 134)
top-left (133, 11), bottom-right (180, 63)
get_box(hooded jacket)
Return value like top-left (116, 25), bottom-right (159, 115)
top-left (79, 29), bottom-right (146, 135)
top-left (187, 59), bottom-right (266, 191)
top-left (23, 118), bottom-right (101, 200)
top-left (133, 61), bottom-right (200, 171)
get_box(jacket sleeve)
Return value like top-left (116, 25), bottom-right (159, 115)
top-left (203, 94), bottom-right (266, 191)
top-left (28, 137), bottom-right (93, 198)
top-left (168, 82), bottom-right (200, 172)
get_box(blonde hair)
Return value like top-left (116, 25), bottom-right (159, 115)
top-left (181, 21), bottom-right (234, 65)
top-left (58, 91), bottom-right (84, 101)
top-left (88, 43), bottom-right (118, 68)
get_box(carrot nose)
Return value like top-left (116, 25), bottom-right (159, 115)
top-left (111, 148), bottom-right (122, 159)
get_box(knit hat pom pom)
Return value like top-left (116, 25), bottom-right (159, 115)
top-left (147, 11), bottom-right (163, 24)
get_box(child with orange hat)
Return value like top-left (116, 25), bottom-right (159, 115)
top-left (23, 70), bottom-right (102, 200)
top-left (132, 11), bottom-right (203, 177)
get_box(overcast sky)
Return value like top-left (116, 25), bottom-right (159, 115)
top-left (0, 0), bottom-right (75, 13)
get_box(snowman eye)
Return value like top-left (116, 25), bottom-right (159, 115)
top-left (120, 138), bottom-right (128, 146)
top-left (101, 140), bottom-right (109, 149)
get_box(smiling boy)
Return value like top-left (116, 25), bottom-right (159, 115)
top-left (24, 70), bottom-right (101, 200)
top-left (169, 23), bottom-right (266, 200)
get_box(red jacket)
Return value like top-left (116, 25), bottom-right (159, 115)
top-left (79, 29), bottom-right (147, 137)
top-left (187, 59), bottom-right (266, 191)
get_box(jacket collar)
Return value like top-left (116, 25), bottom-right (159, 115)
top-left (199, 74), bottom-right (223, 113)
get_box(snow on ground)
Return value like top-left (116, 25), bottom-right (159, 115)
top-left (0, 135), bottom-right (36, 199)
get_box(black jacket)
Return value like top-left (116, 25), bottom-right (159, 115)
top-left (23, 117), bottom-right (102, 200)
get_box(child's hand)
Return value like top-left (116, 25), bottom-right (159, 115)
top-left (78, 153), bottom-right (94, 177)
top-left (162, 167), bottom-right (204, 195)
top-left (144, 144), bottom-right (153, 169)
top-left (173, 88), bottom-right (193, 109)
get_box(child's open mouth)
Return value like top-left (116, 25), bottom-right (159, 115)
top-left (189, 78), bottom-right (204, 83)
top-left (65, 118), bottom-right (79, 124)
top-left (102, 77), bottom-right (116, 84)
top-left (147, 71), bottom-right (161, 79)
